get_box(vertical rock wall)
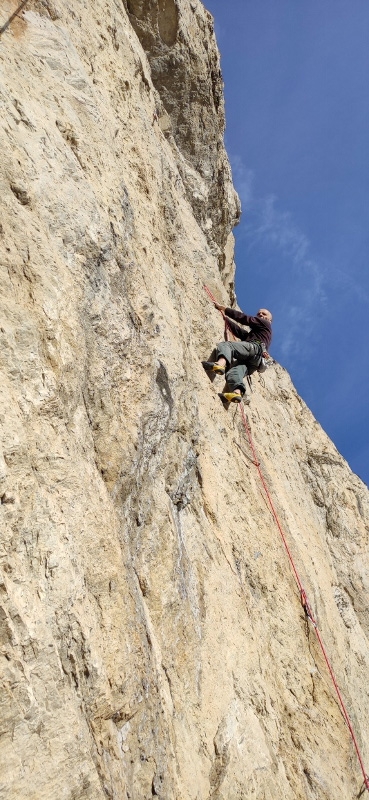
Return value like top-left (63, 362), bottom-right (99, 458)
top-left (0, 2), bottom-right (368, 798)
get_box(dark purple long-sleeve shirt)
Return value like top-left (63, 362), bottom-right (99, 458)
top-left (224, 308), bottom-right (272, 349)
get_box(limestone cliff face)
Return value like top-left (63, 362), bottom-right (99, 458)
top-left (0, 2), bottom-right (368, 799)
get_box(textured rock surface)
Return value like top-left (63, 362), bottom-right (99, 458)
top-left (123, 0), bottom-right (240, 264)
top-left (0, 1), bottom-right (368, 798)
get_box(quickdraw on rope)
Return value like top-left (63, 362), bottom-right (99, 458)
top-left (0, 0), bottom-right (31, 37)
top-left (204, 285), bottom-right (369, 793)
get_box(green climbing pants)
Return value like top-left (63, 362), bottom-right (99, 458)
top-left (215, 341), bottom-right (262, 395)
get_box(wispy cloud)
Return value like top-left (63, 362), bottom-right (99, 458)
top-left (231, 155), bottom-right (327, 362)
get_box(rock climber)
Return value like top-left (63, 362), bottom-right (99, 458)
top-left (202, 304), bottom-right (273, 403)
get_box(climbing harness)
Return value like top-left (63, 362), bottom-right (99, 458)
top-left (204, 285), bottom-right (369, 793)
top-left (0, 0), bottom-right (31, 37)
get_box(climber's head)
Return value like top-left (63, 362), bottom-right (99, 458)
top-left (257, 308), bottom-right (273, 323)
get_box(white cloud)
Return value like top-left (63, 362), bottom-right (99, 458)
top-left (230, 154), bottom-right (327, 361)
top-left (230, 156), bottom-right (254, 207)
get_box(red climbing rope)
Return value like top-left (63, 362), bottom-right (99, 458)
top-left (203, 284), bottom-right (220, 305)
top-left (203, 284), bottom-right (235, 341)
top-left (204, 285), bottom-right (369, 793)
top-left (239, 406), bottom-right (369, 793)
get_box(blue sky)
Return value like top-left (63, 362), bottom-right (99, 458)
top-left (205, 0), bottom-right (369, 486)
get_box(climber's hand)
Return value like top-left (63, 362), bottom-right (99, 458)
top-left (214, 303), bottom-right (226, 312)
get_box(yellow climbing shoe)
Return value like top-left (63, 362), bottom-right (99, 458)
top-left (202, 361), bottom-right (225, 375)
top-left (220, 392), bottom-right (242, 404)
